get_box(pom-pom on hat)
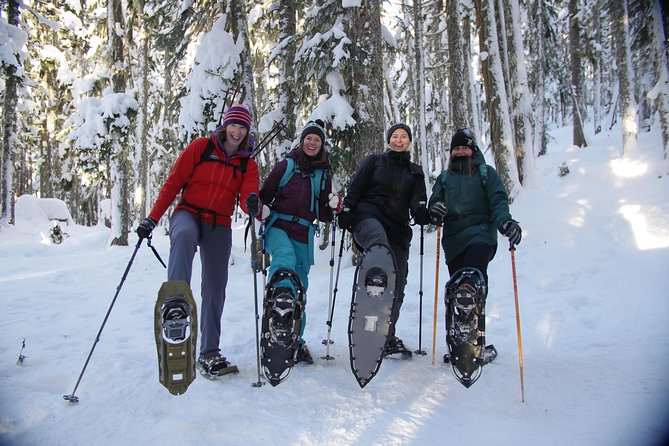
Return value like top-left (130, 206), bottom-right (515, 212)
top-left (300, 119), bottom-right (326, 144)
top-left (223, 103), bottom-right (252, 131)
top-left (386, 123), bottom-right (412, 143)
top-left (450, 128), bottom-right (478, 152)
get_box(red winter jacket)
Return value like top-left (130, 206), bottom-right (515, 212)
top-left (148, 136), bottom-right (259, 227)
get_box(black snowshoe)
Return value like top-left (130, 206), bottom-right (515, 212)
top-left (260, 268), bottom-right (305, 386)
top-left (444, 268), bottom-right (489, 388)
top-left (348, 243), bottom-right (397, 388)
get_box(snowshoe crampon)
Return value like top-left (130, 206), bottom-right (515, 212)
top-left (445, 268), bottom-right (488, 388)
top-left (154, 281), bottom-right (198, 395)
top-left (348, 244), bottom-right (397, 388)
top-left (260, 269), bottom-right (305, 387)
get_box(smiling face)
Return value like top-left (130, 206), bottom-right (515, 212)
top-left (451, 145), bottom-right (474, 158)
top-left (225, 123), bottom-right (249, 152)
top-left (301, 133), bottom-right (323, 157)
top-left (388, 128), bottom-right (411, 152)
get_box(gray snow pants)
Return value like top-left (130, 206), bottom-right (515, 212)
top-left (167, 210), bottom-right (232, 358)
top-left (352, 217), bottom-right (410, 338)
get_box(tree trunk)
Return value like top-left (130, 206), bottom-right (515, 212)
top-left (475, 0), bottom-right (521, 198)
top-left (650, 0), bottom-right (669, 161)
top-left (533, 0), bottom-right (548, 156)
top-left (1, 0), bottom-right (21, 225)
top-left (447, 0), bottom-right (474, 130)
top-left (593, 0), bottom-right (603, 134)
top-left (278, 0), bottom-right (297, 152)
top-left (503, 0), bottom-right (536, 186)
top-left (612, 0), bottom-right (639, 155)
top-left (569, 0), bottom-right (587, 147)
top-left (347, 1), bottom-right (384, 170)
top-left (109, 0), bottom-right (130, 246)
top-left (412, 0), bottom-right (429, 184)
top-left (229, 0), bottom-right (257, 123)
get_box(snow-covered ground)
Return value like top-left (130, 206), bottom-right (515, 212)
top-left (1, 125), bottom-right (668, 445)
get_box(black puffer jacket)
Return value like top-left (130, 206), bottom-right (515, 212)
top-left (343, 150), bottom-right (427, 236)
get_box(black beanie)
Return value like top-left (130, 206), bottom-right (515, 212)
top-left (300, 119), bottom-right (326, 144)
top-left (386, 123), bottom-right (412, 144)
top-left (450, 128), bottom-right (478, 152)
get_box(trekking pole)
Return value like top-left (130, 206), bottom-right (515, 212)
top-left (431, 225), bottom-right (441, 365)
top-left (510, 243), bottom-right (525, 402)
top-left (249, 209), bottom-right (265, 388)
top-left (322, 227), bottom-right (346, 360)
top-left (251, 119), bottom-right (288, 158)
top-left (64, 237), bottom-right (145, 403)
top-left (322, 220), bottom-right (337, 348)
top-left (415, 223), bottom-right (427, 355)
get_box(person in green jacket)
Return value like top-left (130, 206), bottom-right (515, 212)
top-left (427, 128), bottom-right (521, 286)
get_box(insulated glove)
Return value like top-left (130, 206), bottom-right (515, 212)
top-left (337, 208), bottom-right (355, 230)
top-left (246, 194), bottom-right (261, 217)
top-left (328, 193), bottom-right (343, 214)
top-left (500, 219), bottom-right (522, 246)
top-left (429, 202), bottom-right (448, 224)
top-left (136, 217), bottom-right (157, 239)
top-left (413, 204), bottom-right (431, 226)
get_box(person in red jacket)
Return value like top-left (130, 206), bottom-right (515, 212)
top-left (136, 104), bottom-right (259, 376)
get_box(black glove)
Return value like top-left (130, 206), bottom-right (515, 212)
top-left (337, 208), bottom-right (355, 230)
top-left (246, 194), bottom-right (260, 217)
top-left (137, 217), bottom-right (157, 239)
top-left (500, 219), bottom-right (522, 246)
top-left (429, 201), bottom-right (448, 224)
top-left (413, 204), bottom-right (430, 226)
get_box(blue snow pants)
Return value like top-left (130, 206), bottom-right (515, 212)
top-left (265, 226), bottom-right (311, 341)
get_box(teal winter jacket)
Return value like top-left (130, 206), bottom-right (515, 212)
top-left (428, 150), bottom-right (511, 263)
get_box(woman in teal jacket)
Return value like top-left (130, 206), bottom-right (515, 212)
top-left (427, 128), bottom-right (521, 286)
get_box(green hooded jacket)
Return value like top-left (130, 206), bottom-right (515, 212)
top-left (428, 150), bottom-right (512, 263)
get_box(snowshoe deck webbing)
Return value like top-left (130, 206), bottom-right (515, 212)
top-left (260, 268), bottom-right (305, 387)
top-left (154, 281), bottom-right (198, 396)
top-left (348, 244), bottom-right (397, 388)
top-left (445, 268), bottom-right (488, 388)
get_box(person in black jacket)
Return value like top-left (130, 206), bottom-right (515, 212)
top-left (339, 123), bottom-right (430, 355)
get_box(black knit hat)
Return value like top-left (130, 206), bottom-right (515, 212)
top-left (386, 123), bottom-right (412, 143)
top-left (450, 128), bottom-right (478, 152)
top-left (300, 119), bottom-right (326, 144)
top-left (223, 103), bottom-right (252, 131)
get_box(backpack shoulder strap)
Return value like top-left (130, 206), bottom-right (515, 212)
top-left (479, 164), bottom-right (488, 186)
top-left (278, 157), bottom-right (296, 189)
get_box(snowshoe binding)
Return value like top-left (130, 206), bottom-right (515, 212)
top-left (260, 268), bottom-right (305, 387)
top-left (295, 343), bottom-right (314, 365)
top-left (383, 336), bottom-right (412, 358)
top-left (154, 281), bottom-right (198, 395)
top-left (444, 268), bottom-right (489, 388)
top-left (196, 354), bottom-right (239, 379)
top-left (364, 268), bottom-right (388, 297)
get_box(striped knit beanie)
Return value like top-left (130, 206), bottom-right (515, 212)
top-left (223, 104), bottom-right (252, 131)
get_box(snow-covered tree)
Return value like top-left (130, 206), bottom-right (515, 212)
top-left (612, 0), bottom-right (639, 155)
top-left (0, 0), bottom-right (26, 225)
top-left (475, 0), bottom-right (521, 197)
